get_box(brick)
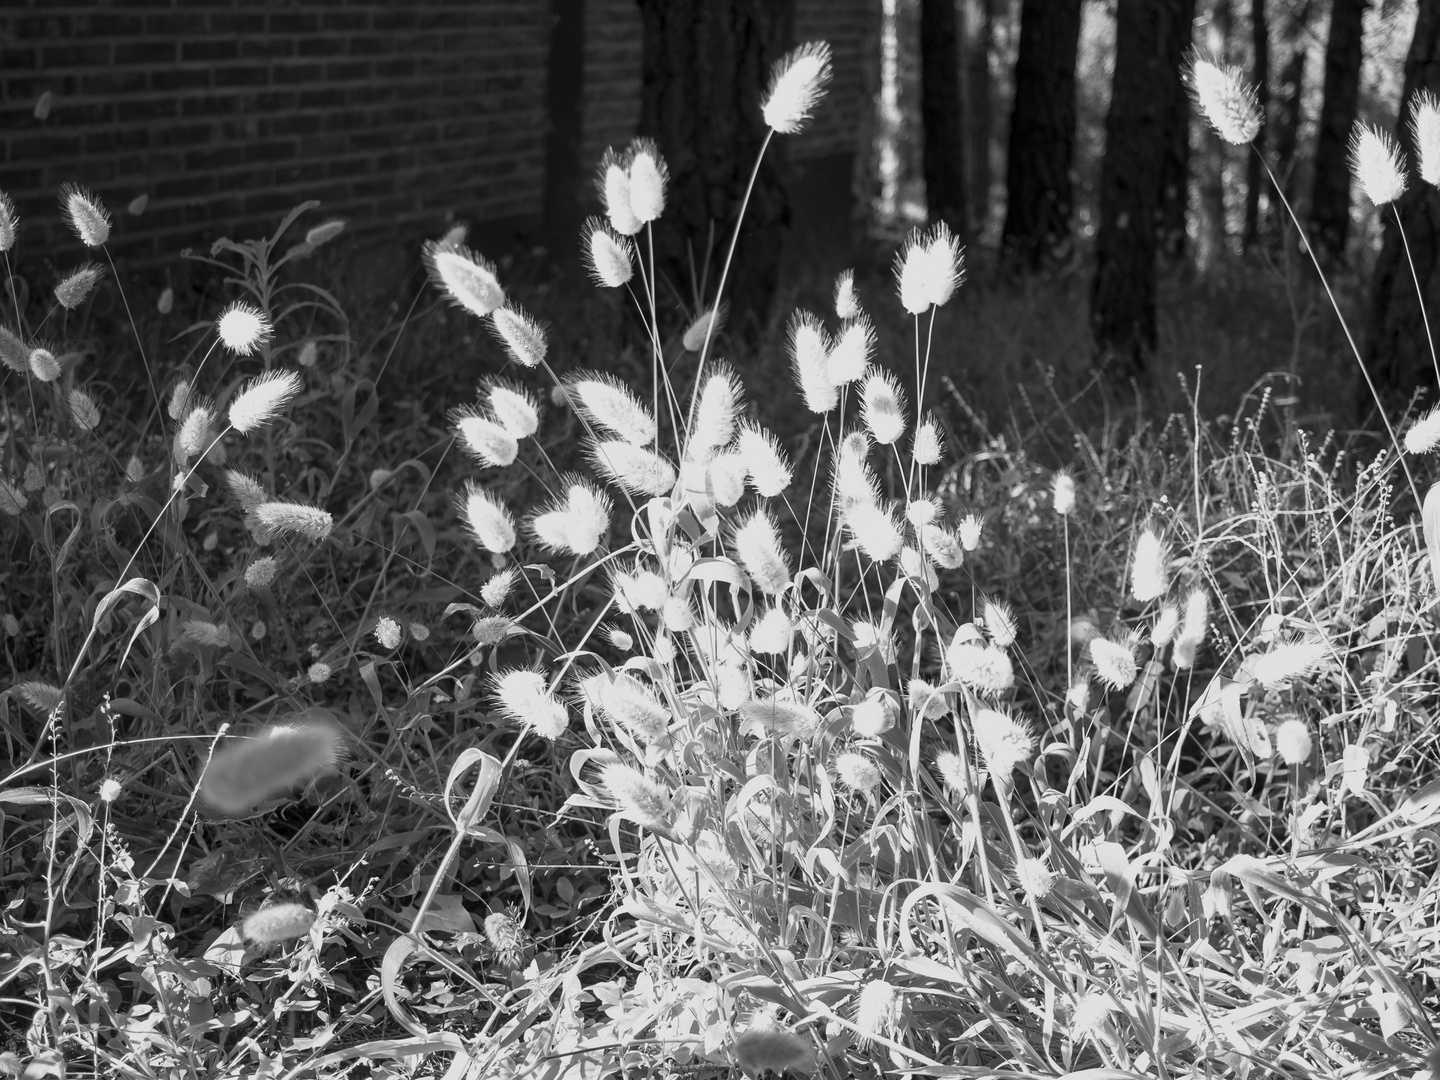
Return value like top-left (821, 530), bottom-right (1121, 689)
top-left (114, 40), bottom-right (179, 65)
top-left (150, 68), bottom-right (212, 92)
top-left (44, 42), bottom-right (113, 68)
top-left (80, 69), bottom-right (150, 95)
top-left (214, 66), bottom-right (270, 89)
top-left (182, 39), bottom-right (240, 63)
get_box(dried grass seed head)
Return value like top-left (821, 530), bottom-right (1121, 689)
top-left (624, 138), bottom-right (668, 223)
top-left (1089, 636), bottom-right (1139, 690)
top-left (1274, 718), bottom-right (1313, 766)
top-left (600, 761), bottom-right (673, 832)
top-left (597, 151), bottom-right (642, 235)
top-left (946, 637), bottom-right (1015, 695)
top-left (737, 423), bottom-right (792, 496)
top-left (790, 310), bottom-right (837, 413)
top-left (834, 268), bottom-right (859, 318)
top-left (55, 262), bottom-right (103, 310)
top-left (733, 508), bottom-right (791, 595)
top-left (1411, 90), bottom-right (1440, 186)
top-left (1130, 526), bottom-right (1169, 602)
top-left (423, 237), bottom-right (505, 317)
top-left (242, 902), bottom-right (316, 943)
top-left (1406, 406), bottom-right (1440, 454)
top-left (861, 369), bottom-right (907, 444)
top-left (692, 364), bottom-right (742, 451)
top-left (590, 439), bottom-right (676, 495)
top-left (1351, 122), bottom-right (1408, 206)
top-left (28, 347), bottom-right (60, 382)
top-left (0, 324), bottom-right (25, 373)
top-left (845, 500), bottom-right (903, 562)
top-left (763, 40), bottom-right (834, 133)
top-left (835, 751), bottom-right (882, 794)
top-left (454, 407), bottom-right (520, 467)
top-left (175, 402), bottom-right (216, 460)
top-left (217, 301), bottom-right (273, 355)
top-left (68, 387), bottom-right (100, 432)
top-left (230, 369), bottom-right (302, 434)
top-left (1188, 55), bottom-right (1262, 144)
top-left (489, 302), bottom-right (548, 368)
top-left (1247, 636), bottom-right (1329, 691)
top-left (571, 374), bottom-right (656, 446)
top-left (485, 379), bottom-right (541, 439)
top-left (1052, 471), bottom-right (1076, 515)
top-left (682, 299), bottom-right (728, 352)
top-left (583, 216), bottom-right (635, 287)
top-left (493, 668), bottom-right (568, 739)
top-left (61, 183), bottom-right (111, 246)
top-left (251, 501), bottom-right (334, 545)
top-left (971, 707), bottom-right (1037, 784)
top-left (460, 482), bottom-right (516, 553)
top-left (200, 715), bottom-right (348, 814)
top-left (751, 606), bottom-right (794, 654)
top-left (0, 191), bottom-right (16, 252)
top-left (225, 470), bottom-right (267, 512)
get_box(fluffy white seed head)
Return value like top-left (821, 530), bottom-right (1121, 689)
top-left (851, 692), bottom-right (898, 736)
top-left (1016, 856), bottom-right (1057, 901)
top-left (908, 677), bottom-right (950, 721)
top-left (934, 750), bottom-right (967, 794)
top-left (584, 217), bottom-right (635, 286)
top-left (1274, 718), bottom-right (1314, 766)
top-left (1130, 527), bottom-right (1169, 603)
top-left (304, 218), bottom-right (345, 246)
top-left (1411, 90), bottom-right (1440, 186)
top-left (899, 545), bottom-right (938, 588)
top-left (200, 715), bottom-right (347, 813)
top-left (983, 598), bottom-right (1018, 649)
top-left (737, 423), bottom-right (792, 497)
top-left (55, 263), bottom-right (103, 310)
top-left (454, 409), bottom-right (520, 467)
top-left (489, 303), bottom-right (547, 368)
top-left (530, 479), bottom-right (611, 556)
top-left (230, 370), bottom-right (302, 434)
top-left (971, 707), bottom-right (1037, 788)
top-left (1090, 637), bottom-right (1138, 690)
top-left (750, 606), bottom-right (794, 655)
top-left (762, 40), bottom-right (834, 134)
top-left (572, 375), bottom-right (656, 446)
top-left (692, 365), bottom-right (742, 451)
top-left (1351, 123), bottom-right (1408, 207)
top-left (0, 191), bottom-right (15, 253)
top-left (733, 509), bottom-right (791, 595)
top-left (1406, 407), bottom-right (1440, 454)
top-left (913, 418), bottom-right (943, 465)
top-left (1188, 55), bottom-right (1262, 145)
top-left (373, 616), bottom-right (403, 649)
top-left (68, 388), bottom-right (100, 432)
top-left (921, 222), bottom-right (964, 308)
top-left (708, 451), bottom-right (747, 507)
top-left (835, 751), bottom-right (882, 794)
top-left (481, 567), bottom-right (518, 608)
top-left (167, 379), bottom-right (191, 421)
top-left (790, 310), bottom-right (837, 413)
top-left (834, 431), bottom-right (879, 508)
top-left (920, 523), bottom-right (963, 570)
top-left (957, 513), bottom-right (984, 551)
top-left (595, 672), bottom-right (670, 743)
top-left (0, 324), bottom-right (25, 373)
top-left (242, 902), bottom-right (316, 943)
top-left (246, 556), bottom-right (280, 592)
top-left (1151, 603), bottom-right (1180, 647)
top-left (493, 669), bottom-right (568, 740)
top-left (845, 500), bottom-right (903, 562)
top-left (597, 152), bottom-right (642, 236)
top-left (460, 483), bottom-right (516, 553)
top-left (861, 369), bottom-right (907, 445)
top-left (28, 347), bottom-right (60, 382)
top-left (835, 268), bottom-right (859, 318)
top-left (895, 229), bottom-right (931, 314)
top-left (486, 380), bottom-right (541, 440)
top-left (1053, 471), bottom-right (1076, 516)
top-left (625, 138), bottom-right (668, 224)
top-left (682, 300), bottom-right (727, 352)
top-left (1247, 636), bottom-right (1328, 691)
top-left (217, 301), bottom-right (273, 355)
top-left (601, 762), bottom-right (673, 832)
top-left (60, 183), bottom-right (111, 246)
top-left (946, 637), bottom-right (1015, 695)
top-left (591, 440), bottom-right (676, 495)
top-left (225, 470), bottom-right (267, 512)
top-left (251, 501), bottom-right (334, 545)
top-left (828, 315), bottom-right (874, 386)
top-left (854, 979), bottom-right (897, 1047)
top-left (739, 695), bottom-right (822, 740)
top-left (424, 238), bottom-right (505, 317)
top-left (1176, 588), bottom-right (1210, 661)
top-left (175, 403), bottom-right (216, 460)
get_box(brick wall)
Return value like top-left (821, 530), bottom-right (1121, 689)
top-left (0, 0), bottom-right (869, 270)
top-left (0, 1), bottom-right (550, 265)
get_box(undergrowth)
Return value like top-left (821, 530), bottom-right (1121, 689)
top-left (2, 42), bottom-right (1440, 1080)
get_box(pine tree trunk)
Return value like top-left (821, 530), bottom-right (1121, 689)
top-left (1242, 0), bottom-right (1269, 249)
top-left (921, 0), bottom-right (967, 235)
top-left (1194, 0), bottom-right (1230, 270)
top-left (964, 0), bottom-right (994, 236)
top-left (1369, 0), bottom-right (1440, 400)
top-left (1000, 0), bottom-right (1083, 271)
top-left (636, 0), bottom-right (794, 335)
top-left (1271, 1), bottom-right (1310, 215)
top-left (1159, 0), bottom-right (1199, 263)
top-left (1309, 0), bottom-right (1368, 267)
top-left (1091, 0), bottom-right (1194, 371)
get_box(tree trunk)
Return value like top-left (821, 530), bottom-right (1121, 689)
top-left (1092, 0), bottom-right (1194, 371)
top-left (921, 0), bottom-right (967, 235)
top-left (963, 0), bottom-right (994, 236)
top-left (543, 0), bottom-right (586, 256)
top-left (1000, 0), bottom-right (1083, 271)
top-left (1159, 0), bottom-right (1199, 262)
top-left (1242, 0), bottom-right (1269, 249)
top-left (1309, 0), bottom-right (1368, 267)
top-left (1271, 1), bottom-right (1310, 215)
top-left (636, 0), bottom-right (794, 335)
top-left (1369, 0), bottom-right (1440, 400)
top-left (1194, 0), bottom-right (1230, 269)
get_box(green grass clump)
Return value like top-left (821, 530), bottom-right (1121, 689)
top-left (3, 42), bottom-right (1440, 1080)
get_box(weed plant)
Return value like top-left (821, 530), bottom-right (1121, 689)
top-left (2, 43), bottom-right (1440, 1080)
